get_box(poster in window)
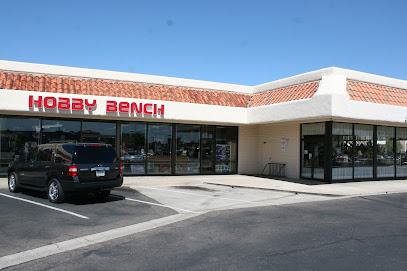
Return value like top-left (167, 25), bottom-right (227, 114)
top-left (216, 144), bottom-right (231, 162)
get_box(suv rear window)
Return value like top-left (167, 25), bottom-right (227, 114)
top-left (73, 145), bottom-right (118, 164)
top-left (55, 145), bottom-right (75, 164)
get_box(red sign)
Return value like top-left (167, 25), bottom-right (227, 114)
top-left (106, 101), bottom-right (164, 115)
top-left (29, 95), bottom-right (97, 111)
top-left (28, 95), bottom-right (164, 116)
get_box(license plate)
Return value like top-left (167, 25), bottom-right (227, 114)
top-left (96, 170), bottom-right (105, 177)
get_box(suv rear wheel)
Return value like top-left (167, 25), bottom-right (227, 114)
top-left (48, 179), bottom-right (65, 203)
top-left (8, 172), bottom-right (20, 193)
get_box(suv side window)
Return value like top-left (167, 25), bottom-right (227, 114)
top-left (27, 147), bottom-right (39, 162)
top-left (55, 144), bottom-right (75, 164)
top-left (37, 146), bottom-right (54, 162)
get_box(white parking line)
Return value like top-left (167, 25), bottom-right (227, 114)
top-left (110, 194), bottom-right (199, 214)
top-left (138, 185), bottom-right (256, 203)
top-left (0, 193), bottom-right (89, 220)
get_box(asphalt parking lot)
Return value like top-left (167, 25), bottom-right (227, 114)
top-left (0, 185), bottom-right (178, 258)
top-left (0, 179), bottom-right (337, 264)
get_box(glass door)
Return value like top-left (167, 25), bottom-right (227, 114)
top-left (302, 135), bottom-right (325, 179)
top-left (201, 126), bottom-right (215, 174)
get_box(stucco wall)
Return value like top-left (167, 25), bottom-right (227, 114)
top-left (237, 125), bottom-right (259, 174)
top-left (256, 122), bottom-right (301, 178)
top-left (238, 122), bottom-right (301, 178)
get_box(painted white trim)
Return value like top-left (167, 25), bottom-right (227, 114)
top-left (1, 61), bottom-right (407, 126)
top-left (0, 89), bottom-right (247, 125)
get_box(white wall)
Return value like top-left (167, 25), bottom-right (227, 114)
top-left (237, 125), bottom-right (259, 174)
top-left (238, 122), bottom-right (301, 178)
top-left (256, 122), bottom-right (301, 178)
top-left (0, 89), bottom-right (247, 125)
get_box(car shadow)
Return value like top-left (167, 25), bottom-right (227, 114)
top-left (18, 188), bottom-right (126, 205)
top-left (66, 193), bottom-right (125, 205)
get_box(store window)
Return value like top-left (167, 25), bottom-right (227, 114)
top-left (396, 127), bottom-right (407, 177)
top-left (377, 126), bottom-right (395, 178)
top-left (354, 124), bottom-right (373, 178)
top-left (42, 119), bottom-right (80, 143)
top-left (82, 121), bottom-right (116, 145)
top-left (121, 123), bottom-right (147, 174)
top-left (332, 123), bottom-right (353, 180)
top-left (215, 126), bottom-right (237, 174)
top-left (147, 124), bottom-right (172, 174)
top-left (176, 125), bottom-right (200, 174)
top-left (0, 117), bottom-right (41, 174)
top-left (301, 123), bottom-right (325, 179)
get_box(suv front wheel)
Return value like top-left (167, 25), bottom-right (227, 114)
top-left (48, 179), bottom-right (65, 203)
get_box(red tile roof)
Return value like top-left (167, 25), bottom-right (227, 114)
top-left (248, 81), bottom-right (319, 108)
top-left (347, 80), bottom-right (407, 107)
top-left (0, 71), bottom-right (251, 108)
top-left (0, 71), bottom-right (320, 108)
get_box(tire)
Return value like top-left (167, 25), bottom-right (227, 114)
top-left (8, 172), bottom-right (20, 193)
top-left (47, 178), bottom-right (65, 203)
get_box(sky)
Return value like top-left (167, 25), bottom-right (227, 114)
top-left (0, 0), bottom-right (406, 86)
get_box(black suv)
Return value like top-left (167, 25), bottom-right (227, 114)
top-left (8, 143), bottom-right (123, 203)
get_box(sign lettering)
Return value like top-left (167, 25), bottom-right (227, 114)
top-left (29, 95), bottom-right (164, 116)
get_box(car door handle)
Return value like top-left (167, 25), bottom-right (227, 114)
top-left (45, 165), bottom-right (51, 169)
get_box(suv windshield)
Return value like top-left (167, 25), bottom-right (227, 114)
top-left (73, 145), bottom-right (118, 164)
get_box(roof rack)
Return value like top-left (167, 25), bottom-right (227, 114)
top-left (47, 140), bottom-right (78, 143)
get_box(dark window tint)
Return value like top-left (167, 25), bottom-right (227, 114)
top-left (37, 146), bottom-right (53, 162)
top-left (55, 145), bottom-right (75, 164)
top-left (73, 145), bottom-right (118, 164)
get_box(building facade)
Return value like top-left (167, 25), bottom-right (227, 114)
top-left (1, 60), bottom-right (407, 182)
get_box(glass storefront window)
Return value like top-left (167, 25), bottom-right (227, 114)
top-left (377, 126), bottom-right (395, 178)
top-left (176, 125), bottom-right (200, 174)
top-left (216, 126), bottom-right (237, 174)
top-left (42, 119), bottom-right (80, 143)
top-left (121, 123), bottom-right (147, 174)
top-left (0, 114), bottom-right (239, 176)
top-left (147, 124), bottom-right (172, 174)
top-left (332, 123), bottom-right (353, 180)
top-left (82, 121), bottom-right (116, 145)
top-left (0, 117), bottom-right (41, 174)
top-left (396, 128), bottom-right (407, 177)
top-left (354, 124), bottom-right (373, 178)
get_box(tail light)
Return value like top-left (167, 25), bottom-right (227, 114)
top-left (68, 166), bottom-right (78, 176)
top-left (119, 164), bottom-right (123, 174)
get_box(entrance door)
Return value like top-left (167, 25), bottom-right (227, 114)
top-left (302, 135), bottom-right (325, 179)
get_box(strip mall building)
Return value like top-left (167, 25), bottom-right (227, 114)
top-left (1, 60), bottom-right (407, 182)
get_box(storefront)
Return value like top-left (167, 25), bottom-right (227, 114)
top-left (1, 60), bottom-right (406, 182)
top-left (301, 122), bottom-right (407, 182)
top-left (0, 116), bottom-right (238, 176)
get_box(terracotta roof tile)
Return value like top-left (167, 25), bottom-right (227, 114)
top-left (0, 71), bottom-right (252, 108)
top-left (347, 80), bottom-right (407, 107)
top-left (0, 71), bottom-right (326, 108)
top-left (249, 81), bottom-right (319, 108)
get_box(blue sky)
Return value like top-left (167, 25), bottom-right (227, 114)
top-left (0, 0), bottom-right (406, 85)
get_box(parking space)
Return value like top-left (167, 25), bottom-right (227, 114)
top-left (0, 178), bottom-right (336, 265)
top-left (0, 185), bottom-right (177, 258)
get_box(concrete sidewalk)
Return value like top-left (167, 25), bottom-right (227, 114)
top-left (1, 175), bottom-right (406, 197)
top-left (123, 175), bottom-right (407, 197)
